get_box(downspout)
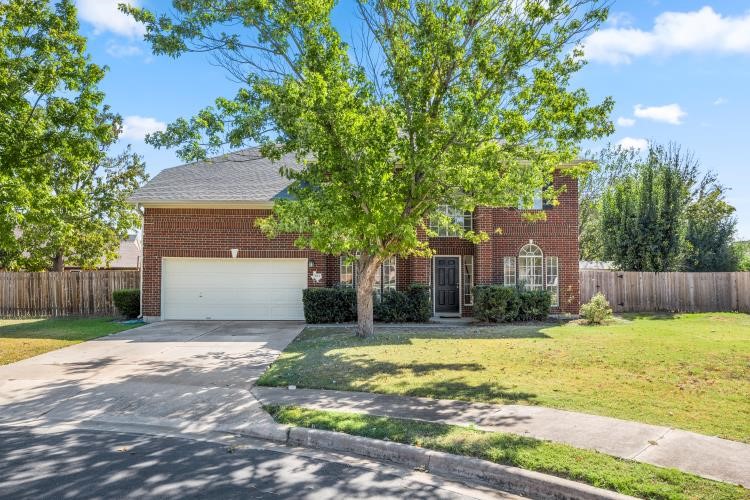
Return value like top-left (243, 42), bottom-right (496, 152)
top-left (137, 203), bottom-right (144, 320)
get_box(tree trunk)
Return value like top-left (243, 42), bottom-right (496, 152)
top-left (52, 252), bottom-right (65, 272)
top-left (355, 255), bottom-right (381, 338)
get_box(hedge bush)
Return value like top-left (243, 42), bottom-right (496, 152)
top-left (112, 288), bottom-right (140, 319)
top-left (517, 289), bottom-right (552, 321)
top-left (302, 287), bottom-right (357, 323)
top-left (472, 285), bottom-right (519, 322)
top-left (303, 284), bottom-right (431, 324)
top-left (406, 284), bottom-right (432, 322)
top-left (473, 285), bottom-right (551, 322)
top-left (375, 284), bottom-right (432, 323)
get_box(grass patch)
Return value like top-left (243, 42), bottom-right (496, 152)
top-left (268, 405), bottom-right (748, 500)
top-left (258, 313), bottom-right (750, 442)
top-left (0, 317), bottom-right (141, 365)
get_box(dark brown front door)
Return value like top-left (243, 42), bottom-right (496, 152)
top-left (435, 257), bottom-right (460, 314)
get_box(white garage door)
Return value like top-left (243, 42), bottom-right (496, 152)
top-left (161, 258), bottom-right (307, 320)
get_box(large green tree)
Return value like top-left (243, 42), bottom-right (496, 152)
top-left (0, 0), bottom-right (147, 271)
top-left (600, 153), bottom-right (687, 271)
top-left (683, 188), bottom-right (737, 272)
top-left (587, 143), bottom-right (738, 272)
top-left (127, 0), bottom-right (613, 336)
top-left (579, 144), bottom-right (639, 260)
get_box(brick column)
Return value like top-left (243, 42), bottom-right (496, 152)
top-left (410, 225), bottom-right (431, 286)
top-left (474, 207), bottom-right (495, 285)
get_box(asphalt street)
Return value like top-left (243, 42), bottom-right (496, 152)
top-left (0, 425), bottom-right (511, 499)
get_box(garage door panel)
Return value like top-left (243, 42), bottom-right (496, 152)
top-left (161, 258), bottom-right (307, 320)
top-left (164, 273), bottom-right (304, 289)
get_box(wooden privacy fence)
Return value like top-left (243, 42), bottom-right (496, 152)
top-left (580, 271), bottom-right (750, 313)
top-left (0, 271), bottom-right (140, 317)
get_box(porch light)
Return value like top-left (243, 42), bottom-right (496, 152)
top-left (308, 259), bottom-right (316, 268)
top-left (230, 248), bottom-right (239, 258)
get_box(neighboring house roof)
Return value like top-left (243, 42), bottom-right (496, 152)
top-left (63, 234), bottom-right (142, 270)
top-left (580, 260), bottom-right (615, 270)
top-left (129, 148), bottom-right (303, 204)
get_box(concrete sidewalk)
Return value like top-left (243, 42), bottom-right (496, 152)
top-left (254, 386), bottom-right (750, 486)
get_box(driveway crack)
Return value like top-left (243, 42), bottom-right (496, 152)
top-left (631, 428), bottom-right (673, 460)
top-left (187, 322), bottom-right (231, 341)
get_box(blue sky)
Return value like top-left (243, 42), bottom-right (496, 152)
top-left (75, 0), bottom-right (750, 239)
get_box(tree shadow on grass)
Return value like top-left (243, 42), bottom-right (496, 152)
top-left (297, 324), bottom-right (553, 343)
top-left (261, 349), bottom-right (538, 404)
top-left (621, 312), bottom-right (677, 321)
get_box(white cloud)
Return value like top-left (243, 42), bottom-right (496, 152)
top-left (582, 7), bottom-right (750, 64)
top-left (617, 137), bottom-right (649, 151)
top-left (105, 42), bottom-right (142, 58)
top-left (616, 116), bottom-right (636, 127)
top-left (121, 116), bottom-right (166, 141)
top-left (76, 0), bottom-right (145, 39)
top-left (713, 97), bottom-right (728, 106)
top-left (633, 103), bottom-right (686, 125)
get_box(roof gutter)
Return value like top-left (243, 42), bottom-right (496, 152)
top-left (131, 200), bottom-right (276, 209)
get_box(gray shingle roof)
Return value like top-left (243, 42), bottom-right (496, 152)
top-left (129, 148), bottom-right (303, 203)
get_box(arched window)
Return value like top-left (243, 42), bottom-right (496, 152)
top-left (518, 244), bottom-right (544, 291)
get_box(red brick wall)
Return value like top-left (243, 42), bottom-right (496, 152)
top-left (473, 172), bottom-right (580, 313)
top-left (142, 172), bottom-right (579, 317)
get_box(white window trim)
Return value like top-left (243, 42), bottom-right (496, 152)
top-left (463, 255), bottom-right (474, 306)
top-left (339, 256), bottom-right (355, 287)
top-left (503, 257), bottom-right (516, 286)
top-left (546, 256), bottom-right (559, 307)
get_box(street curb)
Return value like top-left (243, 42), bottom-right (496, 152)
top-left (239, 422), bottom-right (635, 500)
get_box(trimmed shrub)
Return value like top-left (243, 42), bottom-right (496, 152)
top-left (517, 289), bottom-right (552, 321)
top-left (304, 284), bottom-right (431, 324)
top-left (375, 284), bottom-right (432, 323)
top-left (406, 284), bottom-right (432, 322)
top-left (302, 287), bottom-right (357, 323)
top-left (473, 286), bottom-right (552, 322)
top-left (374, 289), bottom-right (411, 322)
top-left (113, 288), bottom-right (140, 319)
top-left (580, 292), bottom-right (613, 324)
top-left (472, 285), bottom-right (520, 322)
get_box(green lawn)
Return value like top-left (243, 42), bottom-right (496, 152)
top-left (0, 317), bottom-right (141, 365)
top-left (258, 313), bottom-right (750, 442)
top-left (268, 406), bottom-right (748, 500)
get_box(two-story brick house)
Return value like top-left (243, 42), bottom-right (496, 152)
top-left (130, 148), bottom-right (580, 322)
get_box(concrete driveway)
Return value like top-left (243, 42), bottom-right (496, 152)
top-left (0, 321), bottom-right (304, 433)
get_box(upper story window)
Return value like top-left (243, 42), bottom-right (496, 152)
top-left (429, 205), bottom-right (472, 237)
top-left (519, 183), bottom-right (554, 210)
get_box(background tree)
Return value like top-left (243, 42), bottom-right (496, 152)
top-left (732, 241), bottom-right (750, 271)
top-left (683, 188), bottom-right (737, 271)
top-left (600, 146), bottom-right (688, 271)
top-left (0, 0), bottom-right (146, 271)
top-left (127, 0), bottom-right (614, 337)
top-left (579, 145), bottom-right (639, 260)
top-left (14, 139), bottom-right (147, 271)
top-left (597, 143), bottom-right (738, 272)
